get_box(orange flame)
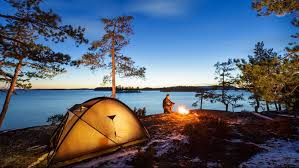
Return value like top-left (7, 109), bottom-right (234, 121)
top-left (177, 106), bottom-right (189, 115)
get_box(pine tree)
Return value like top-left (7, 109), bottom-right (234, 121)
top-left (193, 89), bottom-right (211, 110)
top-left (235, 42), bottom-right (299, 112)
top-left (252, 0), bottom-right (299, 113)
top-left (252, 0), bottom-right (299, 52)
top-left (213, 59), bottom-right (243, 112)
top-left (73, 16), bottom-right (145, 98)
top-left (0, 0), bottom-right (87, 128)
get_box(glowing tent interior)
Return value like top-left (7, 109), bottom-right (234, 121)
top-left (47, 97), bottom-right (150, 166)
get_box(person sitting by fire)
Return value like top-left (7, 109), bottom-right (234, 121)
top-left (163, 94), bottom-right (175, 113)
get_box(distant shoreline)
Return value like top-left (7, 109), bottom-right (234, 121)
top-left (1, 86), bottom-right (245, 92)
top-left (29, 88), bottom-right (93, 90)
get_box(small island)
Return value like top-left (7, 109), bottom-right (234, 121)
top-left (94, 86), bottom-right (142, 93)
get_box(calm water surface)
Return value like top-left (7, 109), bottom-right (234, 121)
top-left (0, 90), bottom-right (257, 130)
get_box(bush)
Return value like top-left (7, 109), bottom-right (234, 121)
top-left (130, 147), bottom-right (156, 168)
top-left (47, 114), bottom-right (64, 125)
top-left (238, 118), bottom-right (298, 144)
top-left (266, 119), bottom-right (298, 139)
top-left (133, 107), bottom-right (146, 118)
top-left (238, 122), bottom-right (270, 144)
top-left (183, 117), bottom-right (231, 159)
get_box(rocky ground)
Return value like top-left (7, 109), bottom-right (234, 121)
top-left (0, 110), bottom-right (299, 168)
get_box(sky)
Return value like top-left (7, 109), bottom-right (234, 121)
top-left (2, 0), bottom-right (297, 88)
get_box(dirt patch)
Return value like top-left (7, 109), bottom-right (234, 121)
top-left (0, 125), bottom-right (56, 168)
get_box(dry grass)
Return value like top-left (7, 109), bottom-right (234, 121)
top-left (181, 115), bottom-right (264, 167)
top-left (237, 118), bottom-right (298, 144)
top-left (129, 147), bottom-right (156, 168)
top-left (137, 110), bottom-right (268, 167)
top-left (183, 116), bottom-right (231, 159)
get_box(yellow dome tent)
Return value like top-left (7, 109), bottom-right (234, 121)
top-left (47, 97), bottom-right (150, 167)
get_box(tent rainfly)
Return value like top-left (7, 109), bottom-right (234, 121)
top-left (47, 97), bottom-right (150, 167)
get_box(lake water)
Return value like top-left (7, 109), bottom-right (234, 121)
top-left (0, 90), bottom-right (263, 130)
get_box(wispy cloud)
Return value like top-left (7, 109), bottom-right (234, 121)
top-left (127, 0), bottom-right (195, 17)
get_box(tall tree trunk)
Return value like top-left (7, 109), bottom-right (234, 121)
top-left (111, 34), bottom-right (116, 98)
top-left (266, 102), bottom-right (270, 112)
top-left (200, 97), bottom-right (203, 110)
top-left (222, 72), bottom-right (226, 111)
top-left (225, 104), bottom-right (228, 112)
top-left (274, 102), bottom-right (278, 111)
top-left (222, 73), bottom-right (225, 100)
top-left (0, 58), bottom-right (23, 128)
top-left (255, 96), bottom-right (260, 112)
top-left (278, 103), bottom-right (282, 111)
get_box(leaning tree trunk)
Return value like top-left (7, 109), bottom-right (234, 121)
top-left (0, 58), bottom-right (23, 128)
top-left (111, 35), bottom-right (116, 98)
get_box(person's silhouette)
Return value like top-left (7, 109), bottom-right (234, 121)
top-left (163, 94), bottom-right (175, 113)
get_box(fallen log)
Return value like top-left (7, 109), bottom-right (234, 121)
top-left (251, 112), bottom-right (274, 121)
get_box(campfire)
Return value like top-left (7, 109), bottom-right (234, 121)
top-left (177, 105), bottom-right (189, 115)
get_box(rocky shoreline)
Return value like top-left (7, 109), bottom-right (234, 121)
top-left (0, 110), bottom-right (298, 168)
